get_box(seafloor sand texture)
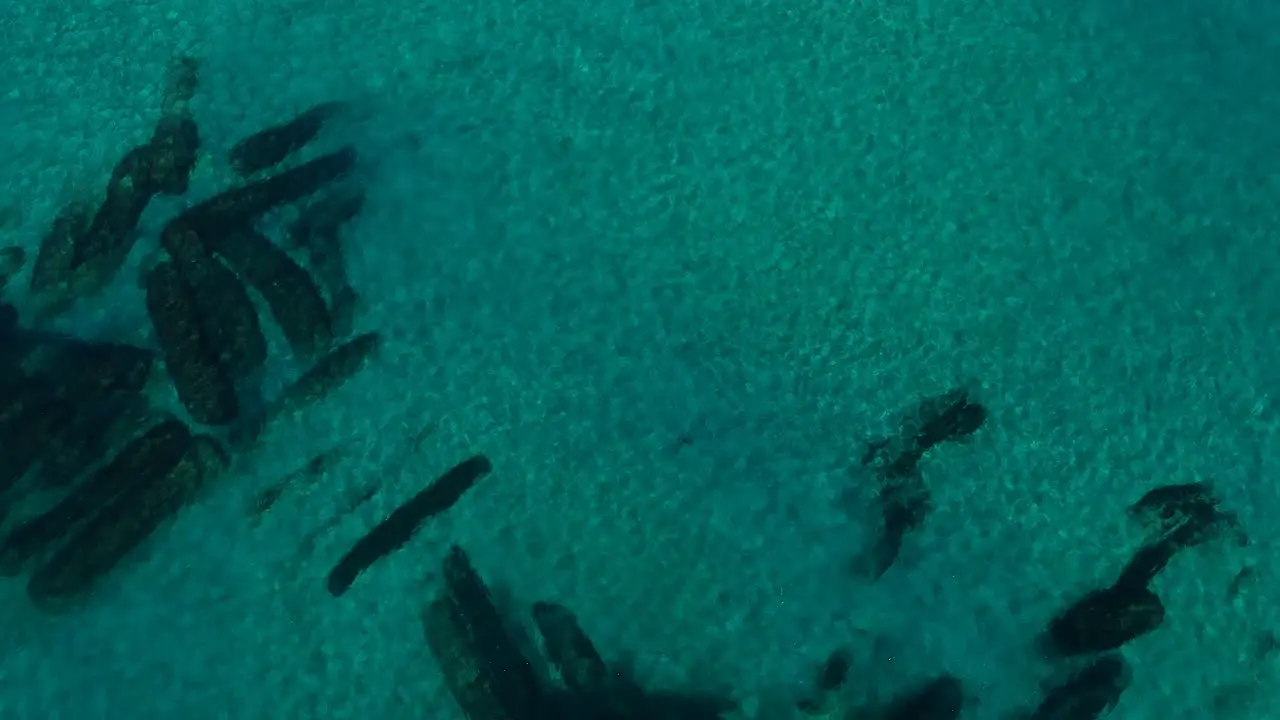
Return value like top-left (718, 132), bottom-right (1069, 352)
top-left (2, 0), bottom-right (1280, 717)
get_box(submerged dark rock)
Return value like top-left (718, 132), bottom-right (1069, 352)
top-left (879, 674), bottom-right (965, 720)
top-left (855, 386), bottom-right (987, 579)
top-left (1044, 569), bottom-right (1166, 657)
top-left (327, 455), bottom-right (491, 596)
top-left (0, 419), bottom-right (191, 576)
top-left (532, 601), bottom-right (610, 697)
top-left (229, 102), bottom-right (346, 176)
top-left (143, 260), bottom-right (238, 426)
top-left (1127, 481), bottom-right (1246, 547)
top-left (160, 224), bottom-right (267, 378)
top-left (1029, 654), bottom-right (1130, 720)
top-left (26, 428), bottom-right (225, 610)
top-left (203, 227), bottom-right (335, 359)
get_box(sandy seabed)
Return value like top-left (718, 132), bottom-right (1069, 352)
top-left (1, 0), bottom-right (1279, 717)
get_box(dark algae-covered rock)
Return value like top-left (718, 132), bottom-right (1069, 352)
top-left (147, 114), bottom-right (199, 196)
top-left (532, 601), bottom-right (610, 696)
top-left (437, 545), bottom-right (549, 717)
top-left (855, 475), bottom-right (931, 581)
top-left (0, 246), bottom-right (24, 289)
top-left (1127, 480), bottom-right (1247, 547)
top-left (879, 674), bottom-right (965, 720)
top-left (36, 393), bottom-right (153, 489)
top-left (0, 301), bottom-right (17, 334)
top-left (26, 430), bottom-right (226, 610)
top-left (143, 260), bottom-right (238, 425)
top-left (25, 58), bottom-right (199, 318)
top-left (0, 307), bottom-right (24, 375)
top-left (424, 595), bottom-right (525, 720)
top-left (0, 340), bottom-right (156, 490)
top-left (1028, 654), bottom-right (1130, 720)
top-left (856, 385), bottom-right (987, 579)
top-left (814, 648), bottom-right (853, 695)
top-left (28, 201), bottom-right (93, 317)
top-left (229, 101), bottom-right (346, 176)
top-left (0, 376), bottom-right (77, 495)
top-left (68, 145), bottom-right (159, 292)
top-left (862, 386), bottom-right (988, 479)
top-left (529, 598), bottom-right (734, 719)
top-left (247, 445), bottom-right (345, 520)
top-left (37, 339), bottom-right (155, 402)
top-left (0, 63), bottom-right (378, 615)
top-left (797, 647), bottom-right (854, 715)
top-left (424, 546), bottom-right (737, 720)
top-left (160, 224), bottom-right (267, 378)
top-left (327, 454), bottom-right (491, 596)
top-left (289, 188), bottom-right (365, 252)
top-left (273, 331), bottom-right (379, 416)
top-left (1, 412), bottom-right (78, 495)
top-left (289, 189), bottom-right (365, 337)
top-left (240, 332), bottom-right (378, 448)
top-left (424, 545), bottom-right (551, 720)
top-left (60, 60), bottom-right (200, 307)
top-left (0, 375), bottom-right (54, 426)
top-left (0, 419), bottom-right (191, 576)
top-left (1036, 482), bottom-right (1247, 660)
top-left (1129, 482), bottom-right (1213, 530)
top-left (1044, 570), bottom-right (1166, 657)
top-left (206, 227), bottom-right (335, 359)
top-left (177, 147), bottom-right (357, 231)
top-left (149, 55), bottom-right (201, 195)
top-left (161, 56), bottom-right (199, 117)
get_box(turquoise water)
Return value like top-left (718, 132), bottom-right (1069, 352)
top-left (0, 0), bottom-right (1277, 717)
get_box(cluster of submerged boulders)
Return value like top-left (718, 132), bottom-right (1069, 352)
top-left (1028, 480), bottom-right (1247, 718)
top-left (309, 443), bottom-right (967, 719)
top-left (838, 385), bottom-right (1253, 719)
top-left (0, 55), bottom-right (1254, 720)
top-left (423, 544), bottom-right (739, 720)
top-left (328, 386), bottom-right (1250, 720)
top-left (0, 57), bottom-right (380, 610)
